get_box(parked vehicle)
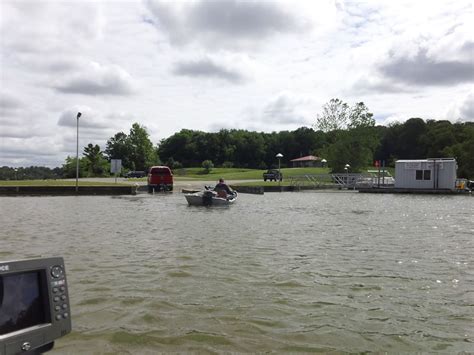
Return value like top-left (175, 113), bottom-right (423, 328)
top-left (124, 170), bottom-right (146, 178)
top-left (147, 166), bottom-right (173, 192)
top-left (263, 169), bottom-right (282, 182)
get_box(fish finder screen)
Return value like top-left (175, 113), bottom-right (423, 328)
top-left (0, 271), bottom-right (47, 335)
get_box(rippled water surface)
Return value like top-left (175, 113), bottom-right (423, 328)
top-left (1, 192), bottom-right (473, 353)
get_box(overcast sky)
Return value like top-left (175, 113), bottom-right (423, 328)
top-left (1, 0), bottom-right (473, 167)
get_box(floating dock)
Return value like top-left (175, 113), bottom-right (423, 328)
top-left (358, 187), bottom-right (471, 195)
top-left (0, 185), bottom-right (137, 196)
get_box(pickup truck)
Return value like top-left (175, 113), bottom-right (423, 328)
top-left (263, 169), bottom-right (283, 182)
top-left (147, 165), bottom-right (173, 192)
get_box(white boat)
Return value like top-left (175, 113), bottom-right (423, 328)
top-left (184, 189), bottom-right (237, 206)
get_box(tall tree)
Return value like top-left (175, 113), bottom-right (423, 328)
top-left (83, 143), bottom-right (108, 176)
top-left (348, 102), bottom-right (376, 129)
top-left (105, 124), bottom-right (159, 171)
top-left (395, 118), bottom-right (427, 159)
top-left (315, 98), bottom-right (350, 132)
top-left (128, 123), bottom-right (158, 171)
top-left (105, 132), bottom-right (131, 169)
top-left (315, 99), bottom-right (378, 172)
top-left (62, 156), bottom-right (87, 178)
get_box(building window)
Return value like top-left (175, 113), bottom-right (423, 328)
top-left (423, 170), bottom-right (431, 180)
top-left (416, 170), bottom-right (423, 180)
top-left (416, 169), bottom-right (431, 180)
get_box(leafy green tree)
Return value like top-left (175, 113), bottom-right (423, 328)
top-left (422, 120), bottom-right (456, 158)
top-left (165, 157), bottom-right (182, 169)
top-left (157, 129), bottom-right (197, 166)
top-left (128, 123), bottom-right (158, 170)
top-left (105, 132), bottom-right (131, 169)
top-left (315, 99), bottom-right (378, 172)
top-left (315, 99), bottom-right (375, 132)
top-left (0, 166), bottom-right (63, 180)
top-left (83, 143), bottom-right (109, 176)
top-left (395, 118), bottom-right (427, 159)
top-left (106, 123), bottom-right (159, 171)
top-left (202, 160), bottom-right (214, 173)
top-left (324, 129), bottom-right (376, 172)
top-left (349, 102), bottom-right (376, 129)
top-left (62, 156), bottom-right (88, 178)
top-left (442, 122), bottom-right (474, 178)
top-left (315, 98), bottom-right (350, 132)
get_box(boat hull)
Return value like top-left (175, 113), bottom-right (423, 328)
top-left (184, 191), bottom-right (237, 206)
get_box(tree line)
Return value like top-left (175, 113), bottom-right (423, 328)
top-left (1, 99), bottom-right (473, 180)
top-left (158, 100), bottom-right (473, 178)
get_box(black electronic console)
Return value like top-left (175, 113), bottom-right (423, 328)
top-left (0, 257), bottom-right (71, 354)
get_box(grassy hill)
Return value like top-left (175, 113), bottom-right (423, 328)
top-left (173, 167), bottom-right (331, 180)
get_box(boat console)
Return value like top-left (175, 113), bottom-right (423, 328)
top-left (0, 257), bottom-right (71, 354)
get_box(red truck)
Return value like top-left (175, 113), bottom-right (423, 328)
top-left (147, 166), bottom-right (173, 192)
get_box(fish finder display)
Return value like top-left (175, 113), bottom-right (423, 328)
top-left (0, 271), bottom-right (46, 335)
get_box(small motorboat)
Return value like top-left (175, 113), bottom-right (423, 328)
top-left (184, 188), bottom-right (238, 206)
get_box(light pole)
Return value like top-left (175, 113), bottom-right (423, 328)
top-left (14, 168), bottom-right (18, 181)
top-left (76, 112), bottom-right (82, 192)
top-left (276, 153), bottom-right (283, 188)
top-left (344, 163), bottom-right (350, 188)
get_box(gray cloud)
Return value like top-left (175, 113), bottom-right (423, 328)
top-left (460, 41), bottom-right (474, 54)
top-left (0, 143), bottom-right (58, 157)
top-left (0, 92), bottom-right (24, 117)
top-left (57, 109), bottom-right (110, 129)
top-left (0, 126), bottom-right (38, 139)
top-left (173, 58), bottom-right (245, 83)
top-left (379, 48), bottom-right (474, 86)
top-left (0, 94), bottom-right (22, 110)
top-left (55, 79), bottom-right (131, 95)
top-left (188, 0), bottom-right (300, 37)
top-left (54, 63), bottom-right (135, 96)
top-left (353, 43), bottom-right (474, 94)
top-left (351, 76), bottom-right (414, 95)
top-left (146, 0), bottom-right (306, 49)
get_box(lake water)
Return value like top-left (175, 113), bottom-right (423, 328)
top-left (1, 192), bottom-right (473, 353)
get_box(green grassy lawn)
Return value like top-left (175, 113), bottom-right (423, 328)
top-left (174, 167), bottom-right (331, 180)
top-left (0, 180), bottom-right (128, 186)
top-left (0, 166), bottom-right (392, 186)
top-left (174, 167), bottom-right (262, 179)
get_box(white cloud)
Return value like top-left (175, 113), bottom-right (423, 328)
top-left (446, 91), bottom-right (474, 122)
top-left (344, 1), bottom-right (473, 93)
top-left (0, 1), bottom-right (104, 55)
top-left (207, 91), bottom-right (315, 132)
top-left (1, 0), bottom-right (473, 167)
top-left (261, 92), bottom-right (313, 125)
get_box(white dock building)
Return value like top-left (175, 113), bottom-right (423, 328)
top-left (394, 158), bottom-right (458, 190)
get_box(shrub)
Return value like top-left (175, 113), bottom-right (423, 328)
top-left (202, 160), bottom-right (214, 174)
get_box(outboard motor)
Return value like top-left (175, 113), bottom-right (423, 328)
top-left (468, 180), bottom-right (474, 191)
top-left (202, 190), bottom-right (214, 206)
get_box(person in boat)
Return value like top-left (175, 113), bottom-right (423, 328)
top-left (214, 178), bottom-right (234, 198)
